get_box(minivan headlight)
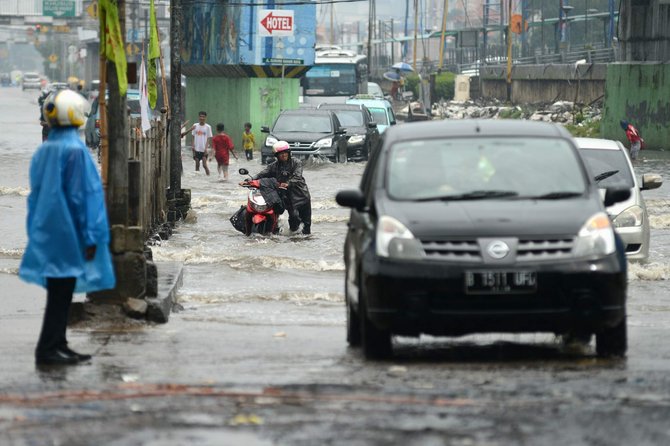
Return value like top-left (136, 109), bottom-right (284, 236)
top-left (573, 212), bottom-right (616, 257)
top-left (314, 137), bottom-right (333, 149)
top-left (613, 205), bottom-right (644, 228)
top-left (265, 136), bottom-right (278, 147)
top-left (376, 215), bottom-right (424, 259)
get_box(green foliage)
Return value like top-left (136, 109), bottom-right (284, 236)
top-left (498, 108), bottom-right (524, 119)
top-left (405, 74), bottom-right (420, 99)
top-left (564, 119), bottom-right (601, 137)
top-left (403, 71), bottom-right (456, 102)
top-left (433, 71), bottom-right (456, 101)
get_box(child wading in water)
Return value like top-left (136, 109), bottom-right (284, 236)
top-left (242, 122), bottom-right (256, 161)
top-left (212, 123), bottom-right (238, 181)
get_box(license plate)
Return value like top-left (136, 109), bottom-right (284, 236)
top-left (465, 271), bottom-right (537, 295)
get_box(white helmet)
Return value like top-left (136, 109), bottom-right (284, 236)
top-left (272, 140), bottom-right (291, 156)
top-left (42, 89), bottom-right (90, 128)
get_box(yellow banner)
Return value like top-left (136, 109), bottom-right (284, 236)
top-left (99, 0), bottom-right (127, 96)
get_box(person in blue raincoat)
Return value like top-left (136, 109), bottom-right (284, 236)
top-left (19, 89), bottom-right (116, 366)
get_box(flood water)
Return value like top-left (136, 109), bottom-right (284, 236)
top-left (1, 86), bottom-right (669, 344)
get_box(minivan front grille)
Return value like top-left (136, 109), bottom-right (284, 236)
top-left (419, 237), bottom-right (575, 263)
top-left (421, 239), bottom-right (481, 262)
top-left (516, 238), bottom-right (574, 262)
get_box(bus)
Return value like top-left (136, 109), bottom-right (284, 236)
top-left (301, 47), bottom-right (368, 105)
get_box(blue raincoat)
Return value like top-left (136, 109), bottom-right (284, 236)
top-left (19, 127), bottom-right (116, 293)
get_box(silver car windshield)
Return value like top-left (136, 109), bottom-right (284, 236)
top-left (386, 137), bottom-right (586, 201)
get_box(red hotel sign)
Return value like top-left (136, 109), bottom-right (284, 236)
top-left (259, 10), bottom-right (294, 37)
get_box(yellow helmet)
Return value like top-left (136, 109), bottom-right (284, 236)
top-left (42, 89), bottom-right (89, 128)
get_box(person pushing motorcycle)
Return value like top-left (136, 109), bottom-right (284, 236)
top-left (244, 141), bottom-right (312, 235)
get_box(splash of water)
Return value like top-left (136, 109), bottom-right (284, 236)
top-left (629, 261), bottom-right (670, 281)
top-left (0, 187), bottom-right (29, 197)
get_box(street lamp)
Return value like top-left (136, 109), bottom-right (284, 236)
top-left (559, 4), bottom-right (574, 52)
top-left (585, 8), bottom-right (599, 46)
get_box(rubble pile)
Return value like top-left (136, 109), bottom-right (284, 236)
top-left (431, 99), bottom-right (603, 127)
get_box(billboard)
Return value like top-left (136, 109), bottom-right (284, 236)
top-left (181, 1), bottom-right (315, 69)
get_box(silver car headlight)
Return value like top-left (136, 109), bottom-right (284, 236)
top-left (348, 134), bottom-right (366, 145)
top-left (314, 137), bottom-right (333, 149)
top-left (613, 205), bottom-right (644, 228)
top-left (573, 212), bottom-right (616, 257)
top-left (376, 215), bottom-right (424, 259)
top-left (265, 136), bottom-right (278, 147)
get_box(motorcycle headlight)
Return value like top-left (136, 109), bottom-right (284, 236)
top-left (612, 205), bottom-right (644, 228)
top-left (314, 137), bottom-right (333, 149)
top-left (376, 215), bottom-right (424, 259)
top-left (251, 202), bottom-right (270, 213)
top-left (265, 136), bottom-right (278, 147)
top-left (348, 134), bottom-right (366, 145)
top-left (573, 212), bottom-right (616, 257)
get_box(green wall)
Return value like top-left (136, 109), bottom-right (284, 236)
top-left (185, 77), bottom-right (301, 152)
top-left (603, 64), bottom-right (670, 150)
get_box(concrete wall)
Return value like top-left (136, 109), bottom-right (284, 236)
top-left (185, 77), bottom-right (300, 151)
top-left (479, 64), bottom-right (607, 105)
top-left (602, 63), bottom-right (670, 150)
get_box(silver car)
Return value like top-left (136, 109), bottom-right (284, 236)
top-left (576, 137), bottom-right (663, 262)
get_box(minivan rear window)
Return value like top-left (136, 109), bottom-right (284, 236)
top-left (387, 137), bottom-right (586, 201)
top-left (579, 148), bottom-right (635, 189)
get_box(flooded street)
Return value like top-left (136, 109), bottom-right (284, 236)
top-left (2, 86), bottom-right (670, 444)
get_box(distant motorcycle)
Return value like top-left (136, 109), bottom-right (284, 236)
top-left (230, 168), bottom-right (287, 236)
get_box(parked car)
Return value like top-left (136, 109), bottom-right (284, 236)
top-left (317, 103), bottom-right (380, 161)
top-left (336, 120), bottom-right (631, 359)
top-left (260, 109), bottom-right (348, 164)
top-left (575, 137), bottom-right (662, 262)
top-left (85, 89), bottom-right (142, 149)
top-left (346, 95), bottom-right (397, 134)
top-left (22, 72), bottom-right (42, 91)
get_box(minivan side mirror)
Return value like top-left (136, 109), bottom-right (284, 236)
top-left (336, 128), bottom-right (347, 135)
top-left (641, 173), bottom-right (663, 191)
top-left (604, 188), bottom-right (631, 207)
top-left (261, 126), bottom-right (270, 133)
top-left (336, 189), bottom-right (366, 211)
top-left (368, 122), bottom-right (377, 128)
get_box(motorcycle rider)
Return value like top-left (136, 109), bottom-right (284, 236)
top-left (246, 141), bottom-right (312, 235)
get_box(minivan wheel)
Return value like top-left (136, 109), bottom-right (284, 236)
top-left (596, 314), bottom-right (627, 358)
top-left (359, 287), bottom-right (392, 359)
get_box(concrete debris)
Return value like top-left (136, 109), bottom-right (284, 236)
top-left (429, 99), bottom-right (602, 126)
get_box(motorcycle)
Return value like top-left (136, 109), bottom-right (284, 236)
top-left (230, 168), bottom-right (287, 236)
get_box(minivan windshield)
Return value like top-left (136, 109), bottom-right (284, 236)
top-left (386, 137), bottom-right (586, 201)
top-left (273, 114), bottom-right (333, 133)
top-left (579, 148), bottom-right (635, 189)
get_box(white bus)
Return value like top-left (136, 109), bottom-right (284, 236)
top-left (301, 47), bottom-right (368, 105)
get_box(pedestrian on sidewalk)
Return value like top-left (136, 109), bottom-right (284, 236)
top-left (242, 122), bottom-right (256, 161)
top-left (212, 123), bottom-right (237, 181)
top-left (19, 89), bottom-right (116, 366)
top-left (620, 119), bottom-right (644, 160)
top-left (191, 111), bottom-right (213, 175)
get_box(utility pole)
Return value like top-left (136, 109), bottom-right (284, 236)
top-left (413, 0), bottom-right (419, 71)
top-left (368, 0), bottom-right (375, 72)
top-left (169, 0), bottom-right (183, 194)
top-left (506, 0), bottom-right (512, 101)
top-left (330, 4), bottom-right (334, 44)
top-left (438, 0), bottom-right (449, 69)
top-left (107, 0), bottom-right (129, 227)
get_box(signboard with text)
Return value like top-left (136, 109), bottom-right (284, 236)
top-left (259, 9), bottom-right (294, 37)
top-left (43, 0), bottom-right (75, 17)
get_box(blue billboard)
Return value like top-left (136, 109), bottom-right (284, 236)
top-left (181, 0), bottom-right (316, 71)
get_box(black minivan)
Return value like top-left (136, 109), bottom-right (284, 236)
top-left (336, 119), bottom-right (631, 359)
